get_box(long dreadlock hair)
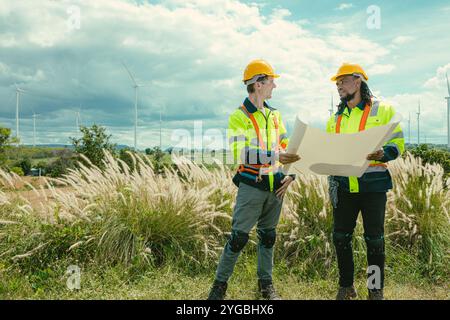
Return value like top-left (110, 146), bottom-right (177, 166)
top-left (337, 78), bottom-right (373, 113)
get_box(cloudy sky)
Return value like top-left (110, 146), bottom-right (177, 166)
top-left (1, 0), bottom-right (449, 149)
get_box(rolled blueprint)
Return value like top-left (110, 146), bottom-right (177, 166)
top-left (284, 113), bottom-right (402, 177)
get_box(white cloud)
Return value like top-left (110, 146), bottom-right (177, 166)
top-left (0, 33), bottom-right (18, 47)
top-left (423, 63), bottom-right (450, 90)
top-left (335, 3), bottom-right (353, 11)
top-left (385, 64), bottom-right (450, 144)
top-left (368, 64), bottom-right (395, 75)
top-left (391, 35), bottom-right (414, 45)
top-left (0, 0), bottom-right (397, 146)
top-left (270, 8), bottom-right (291, 20)
top-left (317, 22), bottom-right (346, 32)
top-left (0, 62), bottom-right (46, 83)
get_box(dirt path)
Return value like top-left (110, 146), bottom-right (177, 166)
top-left (3, 176), bottom-right (74, 208)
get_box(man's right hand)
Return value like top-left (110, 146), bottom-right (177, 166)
top-left (278, 153), bottom-right (301, 164)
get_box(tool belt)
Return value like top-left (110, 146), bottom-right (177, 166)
top-left (237, 164), bottom-right (279, 183)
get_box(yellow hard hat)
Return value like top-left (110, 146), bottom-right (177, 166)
top-left (243, 59), bottom-right (280, 85)
top-left (330, 63), bottom-right (369, 82)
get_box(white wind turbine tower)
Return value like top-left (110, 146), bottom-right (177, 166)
top-left (32, 112), bottom-right (40, 147)
top-left (14, 84), bottom-right (26, 146)
top-left (445, 72), bottom-right (450, 149)
top-left (76, 107), bottom-right (82, 130)
top-left (329, 94), bottom-right (334, 117)
top-left (158, 103), bottom-right (166, 151)
top-left (417, 99), bottom-right (421, 145)
top-left (408, 112), bottom-right (411, 145)
top-left (122, 61), bottom-right (146, 151)
top-left (159, 108), bottom-right (162, 150)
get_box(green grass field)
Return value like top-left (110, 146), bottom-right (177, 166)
top-left (1, 255), bottom-right (448, 300)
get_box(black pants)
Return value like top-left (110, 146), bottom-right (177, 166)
top-left (332, 190), bottom-right (386, 289)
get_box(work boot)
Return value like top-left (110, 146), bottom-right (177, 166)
top-left (258, 280), bottom-right (281, 300)
top-left (207, 280), bottom-right (227, 300)
top-left (368, 289), bottom-right (384, 300)
top-left (336, 285), bottom-right (357, 300)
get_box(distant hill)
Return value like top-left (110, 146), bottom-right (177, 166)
top-left (22, 144), bottom-right (74, 149)
top-left (23, 144), bottom-right (132, 150)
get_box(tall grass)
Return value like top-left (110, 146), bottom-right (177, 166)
top-left (387, 154), bottom-right (450, 278)
top-left (0, 151), bottom-right (448, 285)
top-left (279, 174), bottom-right (335, 277)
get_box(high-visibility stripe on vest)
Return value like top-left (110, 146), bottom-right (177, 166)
top-left (335, 102), bottom-right (387, 170)
top-left (335, 102), bottom-right (370, 133)
top-left (238, 104), bottom-right (280, 183)
top-left (240, 105), bottom-right (268, 151)
top-left (228, 99), bottom-right (289, 192)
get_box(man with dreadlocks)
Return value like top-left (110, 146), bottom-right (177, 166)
top-left (326, 63), bottom-right (405, 300)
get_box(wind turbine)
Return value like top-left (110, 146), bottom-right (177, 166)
top-left (122, 61), bottom-right (146, 151)
top-left (417, 99), bottom-right (421, 145)
top-left (445, 72), bottom-right (450, 149)
top-left (76, 108), bottom-right (82, 130)
top-left (329, 94), bottom-right (334, 117)
top-left (32, 113), bottom-right (39, 147)
top-left (159, 108), bottom-right (162, 150)
top-left (14, 84), bottom-right (26, 145)
top-left (408, 112), bottom-right (411, 145)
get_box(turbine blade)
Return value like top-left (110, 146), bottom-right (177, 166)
top-left (122, 61), bottom-right (138, 86)
top-left (14, 83), bottom-right (25, 92)
top-left (136, 83), bottom-right (148, 87)
top-left (14, 84), bottom-right (26, 93)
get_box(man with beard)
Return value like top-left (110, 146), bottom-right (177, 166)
top-left (327, 63), bottom-right (405, 300)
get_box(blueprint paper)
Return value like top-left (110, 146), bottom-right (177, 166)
top-left (284, 114), bottom-right (401, 177)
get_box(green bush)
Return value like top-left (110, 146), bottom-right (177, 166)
top-left (10, 166), bottom-right (24, 176)
top-left (46, 156), bottom-right (76, 177)
top-left (70, 124), bottom-right (116, 170)
top-left (16, 158), bottom-right (32, 176)
top-left (93, 189), bottom-right (221, 271)
top-left (34, 161), bottom-right (47, 175)
top-left (118, 148), bottom-right (138, 171)
top-left (145, 147), bottom-right (171, 174)
top-left (408, 144), bottom-right (450, 175)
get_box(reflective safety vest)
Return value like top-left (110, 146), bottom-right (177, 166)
top-left (326, 98), bottom-right (405, 193)
top-left (228, 98), bottom-right (289, 192)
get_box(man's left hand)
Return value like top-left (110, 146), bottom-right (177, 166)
top-left (367, 149), bottom-right (384, 161)
top-left (275, 175), bottom-right (294, 199)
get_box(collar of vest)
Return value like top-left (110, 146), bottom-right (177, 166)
top-left (243, 97), bottom-right (276, 113)
top-left (355, 100), bottom-right (365, 110)
top-left (337, 99), bottom-right (368, 116)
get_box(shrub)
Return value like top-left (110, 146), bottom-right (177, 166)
top-left (408, 144), bottom-right (450, 175)
top-left (70, 124), bottom-right (116, 170)
top-left (10, 167), bottom-right (24, 176)
top-left (46, 156), bottom-right (76, 177)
